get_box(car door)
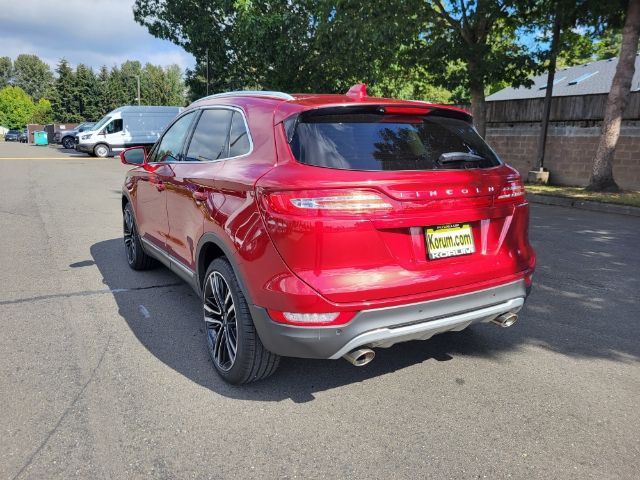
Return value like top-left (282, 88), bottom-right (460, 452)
top-left (164, 108), bottom-right (234, 269)
top-left (134, 112), bottom-right (197, 251)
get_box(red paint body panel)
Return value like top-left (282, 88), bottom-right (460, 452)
top-left (124, 91), bottom-right (535, 321)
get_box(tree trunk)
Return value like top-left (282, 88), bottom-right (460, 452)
top-left (587, 0), bottom-right (640, 192)
top-left (468, 59), bottom-right (486, 137)
top-left (535, 7), bottom-right (562, 170)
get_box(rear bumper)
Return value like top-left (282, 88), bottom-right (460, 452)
top-left (250, 279), bottom-right (528, 359)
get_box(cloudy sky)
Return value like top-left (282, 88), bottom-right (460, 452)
top-left (0, 0), bottom-right (195, 72)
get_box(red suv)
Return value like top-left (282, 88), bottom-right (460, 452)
top-left (120, 85), bottom-right (536, 384)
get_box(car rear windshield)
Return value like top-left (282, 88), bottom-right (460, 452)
top-left (289, 110), bottom-right (500, 171)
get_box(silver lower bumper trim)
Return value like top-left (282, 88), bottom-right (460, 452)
top-left (329, 297), bottom-right (524, 359)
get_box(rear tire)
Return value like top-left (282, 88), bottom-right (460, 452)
top-left (123, 203), bottom-right (156, 270)
top-left (203, 258), bottom-right (280, 384)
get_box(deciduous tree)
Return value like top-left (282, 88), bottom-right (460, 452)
top-left (12, 54), bottom-right (54, 101)
top-left (0, 86), bottom-right (34, 129)
top-left (421, 1), bottom-right (537, 137)
top-left (588, 0), bottom-right (640, 191)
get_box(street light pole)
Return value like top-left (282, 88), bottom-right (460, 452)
top-left (134, 74), bottom-right (141, 106)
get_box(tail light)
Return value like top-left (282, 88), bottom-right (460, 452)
top-left (263, 189), bottom-right (393, 216)
top-left (267, 310), bottom-right (357, 326)
top-left (495, 179), bottom-right (526, 203)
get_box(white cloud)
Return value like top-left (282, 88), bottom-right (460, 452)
top-left (0, 0), bottom-right (195, 72)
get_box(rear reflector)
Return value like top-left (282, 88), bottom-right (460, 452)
top-left (264, 189), bottom-right (393, 215)
top-left (267, 310), bottom-right (357, 326)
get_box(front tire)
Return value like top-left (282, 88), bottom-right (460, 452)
top-left (203, 258), bottom-right (280, 384)
top-left (123, 203), bottom-right (156, 270)
top-left (94, 143), bottom-right (110, 158)
top-left (62, 137), bottom-right (75, 149)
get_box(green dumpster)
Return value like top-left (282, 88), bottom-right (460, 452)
top-left (34, 131), bottom-right (48, 146)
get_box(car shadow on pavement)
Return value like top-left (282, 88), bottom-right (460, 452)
top-left (90, 221), bottom-right (639, 402)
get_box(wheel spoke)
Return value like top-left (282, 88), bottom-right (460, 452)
top-left (203, 269), bottom-right (239, 371)
top-left (204, 303), bottom-right (222, 316)
top-left (212, 274), bottom-right (226, 313)
top-left (208, 275), bottom-right (221, 311)
top-left (204, 316), bottom-right (223, 327)
top-left (213, 326), bottom-right (225, 365)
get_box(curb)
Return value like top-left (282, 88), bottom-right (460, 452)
top-left (528, 193), bottom-right (640, 217)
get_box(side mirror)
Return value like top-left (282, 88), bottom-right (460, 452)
top-left (120, 146), bottom-right (147, 166)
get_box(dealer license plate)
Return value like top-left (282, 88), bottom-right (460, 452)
top-left (425, 223), bottom-right (475, 260)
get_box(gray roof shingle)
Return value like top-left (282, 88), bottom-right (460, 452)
top-left (486, 55), bottom-right (640, 101)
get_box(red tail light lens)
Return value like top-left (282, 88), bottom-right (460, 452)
top-left (267, 310), bottom-right (357, 326)
top-left (496, 179), bottom-right (525, 202)
top-left (263, 189), bottom-right (393, 216)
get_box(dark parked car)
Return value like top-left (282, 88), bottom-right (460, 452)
top-left (19, 129), bottom-right (28, 143)
top-left (120, 86), bottom-right (536, 384)
top-left (4, 129), bottom-right (20, 142)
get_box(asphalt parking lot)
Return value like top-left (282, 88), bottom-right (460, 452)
top-left (1, 141), bottom-right (639, 479)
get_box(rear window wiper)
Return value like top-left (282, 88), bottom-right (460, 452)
top-left (438, 152), bottom-right (485, 164)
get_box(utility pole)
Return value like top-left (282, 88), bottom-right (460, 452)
top-left (206, 48), bottom-right (210, 96)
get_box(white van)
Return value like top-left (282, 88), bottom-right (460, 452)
top-left (75, 106), bottom-right (183, 157)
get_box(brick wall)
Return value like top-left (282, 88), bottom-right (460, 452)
top-left (485, 122), bottom-right (640, 190)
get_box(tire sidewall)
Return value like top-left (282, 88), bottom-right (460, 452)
top-left (94, 144), bottom-right (109, 158)
top-left (203, 258), bottom-right (250, 384)
top-left (123, 203), bottom-right (145, 269)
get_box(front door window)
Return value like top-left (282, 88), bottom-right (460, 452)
top-left (150, 112), bottom-right (196, 163)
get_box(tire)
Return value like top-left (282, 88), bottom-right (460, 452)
top-left (62, 136), bottom-right (75, 149)
top-left (123, 203), bottom-right (156, 270)
top-left (203, 258), bottom-right (280, 384)
top-left (94, 143), bottom-right (110, 158)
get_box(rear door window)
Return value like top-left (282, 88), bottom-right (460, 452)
top-left (185, 109), bottom-right (233, 162)
top-left (289, 111), bottom-right (500, 171)
top-left (228, 111), bottom-right (251, 157)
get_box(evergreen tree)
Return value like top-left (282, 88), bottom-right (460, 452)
top-left (97, 65), bottom-right (111, 116)
top-left (52, 59), bottom-right (81, 122)
top-left (75, 64), bottom-right (101, 121)
top-left (106, 66), bottom-right (130, 111)
top-left (141, 63), bottom-right (185, 105)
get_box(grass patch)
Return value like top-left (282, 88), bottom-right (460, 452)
top-left (525, 185), bottom-right (640, 208)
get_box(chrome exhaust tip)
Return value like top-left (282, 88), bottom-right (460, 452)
top-left (491, 312), bottom-right (519, 328)
top-left (343, 348), bottom-right (375, 366)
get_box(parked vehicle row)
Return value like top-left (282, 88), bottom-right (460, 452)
top-left (59, 122), bottom-right (96, 149)
top-left (119, 85), bottom-right (536, 384)
top-left (75, 106), bottom-right (182, 157)
top-left (4, 129), bottom-right (21, 142)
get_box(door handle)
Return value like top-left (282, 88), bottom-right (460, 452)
top-left (193, 190), bottom-right (208, 202)
top-left (151, 179), bottom-right (165, 191)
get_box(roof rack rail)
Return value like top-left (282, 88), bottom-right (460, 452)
top-left (201, 90), bottom-right (295, 101)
